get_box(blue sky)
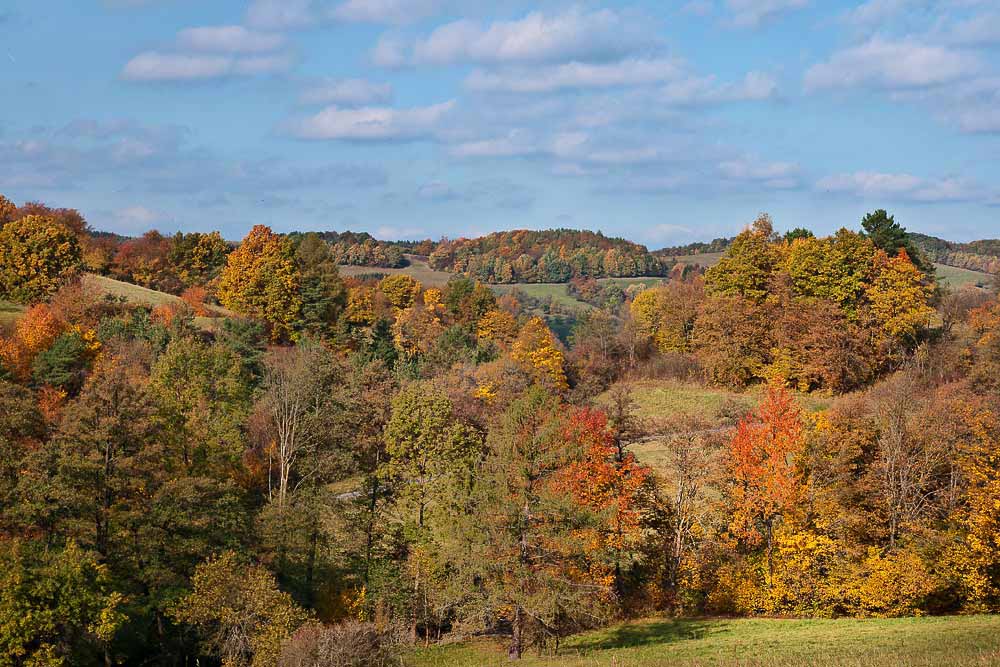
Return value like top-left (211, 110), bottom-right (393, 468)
top-left (2, 0), bottom-right (999, 245)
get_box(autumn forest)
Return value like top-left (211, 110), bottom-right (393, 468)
top-left (2, 193), bottom-right (1000, 666)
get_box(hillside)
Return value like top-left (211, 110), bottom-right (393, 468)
top-left (912, 232), bottom-right (1000, 274)
top-left (428, 229), bottom-right (669, 283)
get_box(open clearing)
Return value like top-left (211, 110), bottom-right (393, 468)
top-left (405, 615), bottom-right (1000, 667)
top-left (338, 255), bottom-right (454, 288)
top-left (83, 274), bottom-right (236, 330)
top-left (597, 380), bottom-right (832, 475)
top-left (935, 263), bottom-right (992, 289)
top-left (0, 299), bottom-right (24, 329)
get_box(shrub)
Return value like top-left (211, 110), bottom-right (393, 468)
top-left (279, 621), bottom-right (397, 667)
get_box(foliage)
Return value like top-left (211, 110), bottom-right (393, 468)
top-left (0, 216), bottom-right (82, 304)
top-left (171, 551), bottom-right (311, 667)
top-left (429, 229), bottom-right (668, 283)
top-left (218, 226), bottom-right (303, 341)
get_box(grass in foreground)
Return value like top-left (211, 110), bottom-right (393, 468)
top-left (405, 615), bottom-right (1000, 667)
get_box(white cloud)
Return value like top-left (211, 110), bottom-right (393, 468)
top-left (817, 171), bottom-right (976, 202)
top-left (719, 158), bottom-right (800, 188)
top-left (290, 101), bottom-right (455, 140)
top-left (370, 35), bottom-right (408, 67)
top-left (114, 205), bottom-right (166, 230)
top-left (409, 8), bottom-right (654, 66)
top-left (661, 71), bottom-right (778, 104)
top-left (122, 53), bottom-right (233, 81)
top-left (449, 131), bottom-right (539, 158)
top-left (465, 58), bottom-right (685, 94)
top-left (333, 0), bottom-right (444, 24)
top-left (121, 51), bottom-right (292, 81)
top-left (177, 26), bottom-right (286, 53)
top-left (804, 37), bottom-right (979, 91)
top-left (726, 0), bottom-right (809, 28)
top-left (841, 0), bottom-right (915, 27)
top-left (417, 181), bottom-right (461, 201)
top-left (299, 78), bottom-right (393, 106)
top-left (246, 0), bottom-right (322, 30)
top-left (947, 12), bottom-right (1000, 46)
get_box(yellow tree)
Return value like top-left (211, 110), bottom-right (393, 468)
top-left (0, 215), bottom-right (82, 304)
top-left (511, 316), bottom-right (568, 392)
top-left (476, 309), bottom-right (518, 349)
top-left (379, 274), bottom-right (422, 310)
top-left (865, 249), bottom-right (934, 345)
top-left (217, 225), bottom-right (302, 341)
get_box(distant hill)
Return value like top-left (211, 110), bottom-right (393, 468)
top-left (428, 229), bottom-right (670, 283)
top-left (911, 233), bottom-right (1000, 275)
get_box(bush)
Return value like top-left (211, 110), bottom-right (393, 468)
top-left (279, 621), bottom-right (397, 667)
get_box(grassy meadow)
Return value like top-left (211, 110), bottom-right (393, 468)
top-left (404, 615), bottom-right (1000, 667)
top-left (338, 255), bottom-right (455, 287)
top-left (934, 263), bottom-right (992, 289)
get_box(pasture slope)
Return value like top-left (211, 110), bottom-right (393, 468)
top-left (405, 615), bottom-right (1000, 667)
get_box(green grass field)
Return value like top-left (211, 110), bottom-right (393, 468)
top-left (490, 283), bottom-right (593, 311)
top-left (666, 252), bottom-right (725, 268)
top-left (83, 274), bottom-right (236, 329)
top-left (338, 255), bottom-right (455, 288)
top-left (403, 615), bottom-right (1000, 667)
top-left (934, 263), bottom-right (992, 289)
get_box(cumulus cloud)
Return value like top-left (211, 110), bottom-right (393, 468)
top-left (400, 8), bottom-right (655, 66)
top-left (177, 26), bottom-right (286, 53)
top-left (465, 58), bottom-right (685, 94)
top-left (817, 171), bottom-right (977, 202)
top-left (289, 101), bottom-right (455, 140)
top-left (804, 37), bottom-right (979, 91)
top-left (246, 0), bottom-right (324, 29)
top-left (333, 0), bottom-right (444, 24)
top-left (121, 51), bottom-right (293, 81)
top-left (299, 78), bottom-right (393, 106)
top-left (726, 0), bottom-right (809, 28)
top-left (660, 71), bottom-right (778, 104)
top-left (719, 158), bottom-right (800, 188)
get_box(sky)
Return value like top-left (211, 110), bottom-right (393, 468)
top-left (2, 0), bottom-right (999, 246)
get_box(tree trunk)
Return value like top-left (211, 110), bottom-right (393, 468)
top-left (509, 605), bottom-right (523, 660)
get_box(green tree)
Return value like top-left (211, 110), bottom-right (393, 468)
top-left (0, 540), bottom-right (124, 667)
top-left (861, 210), bottom-right (931, 273)
top-left (171, 551), bottom-right (310, 667)
top-left (704, 215), bottom-right (779, 302)
top-left (293, 234), bottom-right (346, 338)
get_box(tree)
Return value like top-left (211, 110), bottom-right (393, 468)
top-left (258, 343), bottom-right (340, 510)
top-left (0, 216), bottom-right (82, 304)
top-left (0, 540), bottom-right (124, 667)
top-left (456, 389), bottom-right (612, 658)
top-left (294, 234), bottom-right (346, 338)
top-left (861, 209), bottom-right (931, 273)
top-left (693, 296), bottom-right (773, 388)
top-left (510, 317), bottom-right (568, 392)
top-left (0, 304), bottom-right (65, 382)
top-left (556, 407), bottom-right (651, 598)
top-left (864, 249), bottom-right (934, 348)
top-left (379, 275), bottom-right (422, 311)
top-left (704, 215), bottom-right (778, 302)
top-left (629, 280), bottom-right (704, 353)
top-left (727, 384), bottom-right (805, 579)
top-left (218, 226), bottom-right (303, 342)
top-left (171, 551), bottom-right (310, 667)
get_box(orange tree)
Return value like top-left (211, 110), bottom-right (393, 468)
top-left (727, 383), bottom-right (806, 579)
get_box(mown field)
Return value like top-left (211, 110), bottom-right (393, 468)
top-left (935, 263), bottom-right (992, 289)
top-left (404, 615), bottom-right (1000, 667)
top-left (338, 255), bottom-right (454, 287)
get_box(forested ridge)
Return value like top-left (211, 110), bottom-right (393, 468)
top-left (3, 192), bottom-right (1000, 666)
top-left (427, 228), bottom-right (669, 283)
